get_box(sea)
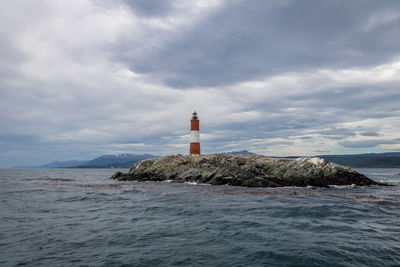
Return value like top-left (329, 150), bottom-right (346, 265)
top-left (0, 168), bottom-right (399, 266)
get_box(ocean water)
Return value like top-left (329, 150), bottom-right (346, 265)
top-left (0, 168), bottom-right (399, 266)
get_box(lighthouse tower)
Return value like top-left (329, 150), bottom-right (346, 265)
top-left (190, 111), bottom-right (200, 155)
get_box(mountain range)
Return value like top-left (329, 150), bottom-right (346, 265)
top-left (12, 151), bottom-right (400, 168)
top-left (14, 154), bottom-right (155, 169)
top-left (319, 152), bottom-right (400, 168)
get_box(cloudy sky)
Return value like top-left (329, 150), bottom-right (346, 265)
top-left (1, 0), bottom-right (400, 167)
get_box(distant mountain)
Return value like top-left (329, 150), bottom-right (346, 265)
top-left (319, 152), bottom-right (400, 168)
top-left (222, 150), bottom-right (259, 155)
top-left (13, 160), bottom-right (89, 169)
top-left (41, 160), bottom-right (89, 168)
top-left (13, 154), bottom-right (156, 169)
top-left (223, 151), bottom-right (400, 167)
top-left (77, 154), bottom-right (155, 168)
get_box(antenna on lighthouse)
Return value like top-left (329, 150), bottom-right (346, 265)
top-left (190, 111), bottom-right (200, 155)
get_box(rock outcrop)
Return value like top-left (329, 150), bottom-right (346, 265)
top-left (110, 154), bottom-right (388, 188)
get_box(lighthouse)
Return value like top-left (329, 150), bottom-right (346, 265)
top-left (190, 111), bottom-right (200, 155)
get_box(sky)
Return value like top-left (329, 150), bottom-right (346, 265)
top-left (1, 0), bottom-right (400, 167)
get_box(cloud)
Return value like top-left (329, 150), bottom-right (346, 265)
top-left (121, 0), bottom-right (176, 17)
top-left (360, 131), bottom-right (380, 137)
top-left (1, 0), bottom-right (400, 167)
top-left (116, 0), bottom-right (400, 88)
top-left (339, 139), bottom-right (399, 148)
top-left (312, 128), bottom-right (357, 140)
top-left (314, 149), bottom-right (331, 154)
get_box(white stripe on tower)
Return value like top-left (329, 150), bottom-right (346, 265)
top-left (190, 131), bottom-right (200, 143)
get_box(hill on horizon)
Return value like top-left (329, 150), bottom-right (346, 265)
top-left (78, 154), bottom-right (155, 168)
top-left (319, 152), bottom-right (400, 168)
top-left (13, 154), bottom-right (156, 169)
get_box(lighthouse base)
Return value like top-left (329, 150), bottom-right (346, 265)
top-left (190, 142), bottom-right (200, 155)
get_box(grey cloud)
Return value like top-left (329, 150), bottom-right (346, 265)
top-left (0, 35), bottom-right (27, 83)
top-left (313, 127), bottom-right (357, 140)
top-left (284, 83), bottom-right (400, 125)
top-left (339, 139), bottom-right (399, 148)
top-left (360, 131), bottom-right (380, 137)
top-left (314, 150), bottom-right (331, 153)
top-left (119, 0), bottom-right (400, 88)
top-left (121, 0), bottom-right (176, 17)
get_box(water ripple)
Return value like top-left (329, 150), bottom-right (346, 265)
top-left (0, 168), bottom-right (399, 266)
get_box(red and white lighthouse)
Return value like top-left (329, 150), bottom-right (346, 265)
top-left (190, 111), bottom-right (200, 155)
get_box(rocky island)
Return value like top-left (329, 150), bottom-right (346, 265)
top-left (110, 154), bottom-right (389, 188)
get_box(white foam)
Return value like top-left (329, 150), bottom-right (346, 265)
top-left (183, 181), bottom-right (210, 186)
top-left (184, 181), bottom-right (198, 185)
top-left (308, 157), bottom-right (324, 165)
top-left (329, 184), bottom-right (356, 189)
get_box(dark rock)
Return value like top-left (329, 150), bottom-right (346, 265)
top-left (110, 154), bottom-right (391, 188)
top-left (110, 171), bottom-right (132, 181)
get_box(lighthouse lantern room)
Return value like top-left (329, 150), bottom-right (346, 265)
top-left (190, 111), bottom-right (200, 155)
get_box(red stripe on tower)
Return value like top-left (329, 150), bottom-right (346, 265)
top-left (190, 111), bottom-right (200, 155)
